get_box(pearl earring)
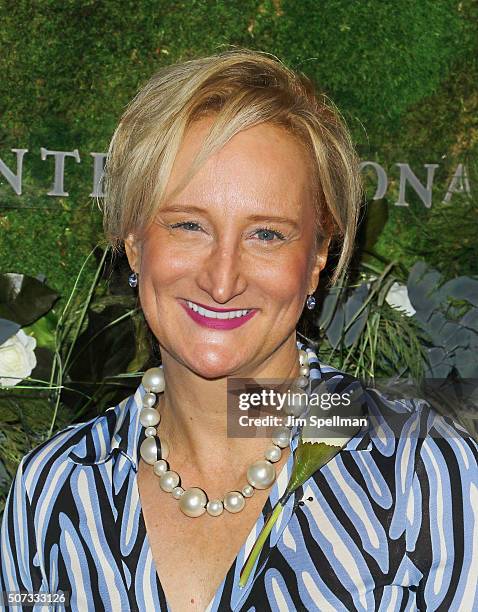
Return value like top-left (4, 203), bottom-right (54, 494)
top-left (128, 271), bottom-right (138, 288)
top-left (306, 294), bottom-right (316, 310)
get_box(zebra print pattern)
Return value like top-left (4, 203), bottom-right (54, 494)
top-left (1, 340), bottom-right (477, 611)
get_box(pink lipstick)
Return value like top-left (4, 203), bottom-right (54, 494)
top-left (179, 299), bottom-right (258, 330)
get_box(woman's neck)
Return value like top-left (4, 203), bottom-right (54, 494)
top-left (155, 338), bottom-right (302, 486)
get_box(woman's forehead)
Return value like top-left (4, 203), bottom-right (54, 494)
top-left (162, 118), bottom-right (315, 212)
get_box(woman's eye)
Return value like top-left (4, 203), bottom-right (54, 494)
top-left (170, 221), bottom-right (202, 232)
top-left (168, 222), bottom-right (286, 242)
top-left (253, 227), bottom-right (286, 242)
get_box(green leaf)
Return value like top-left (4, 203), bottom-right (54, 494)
top-left (0, 319), bottom-right (20, 346)
top-left (239, 499), bottom-right (284, 588)
top-left (285, 440), bottom-right (342, 496)
top-left (22, 309), bottom-right (58, 352)
top-left (0, 273), bottom-right (59, 330)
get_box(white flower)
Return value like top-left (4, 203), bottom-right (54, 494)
top-left (0, 329), bottom-right (37, 387)
top-left (299, 382), bottom-right (369, 449)
top-left (385, 282), bottom-right (416, 317)
top-left (300, 402), bottom-right (362, 449)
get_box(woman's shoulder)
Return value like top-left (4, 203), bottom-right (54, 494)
top-left (18, 384), bottom-right (144, 500)
top-left (302, 341), bottom-right (478, 459)
top-left (347, 382), bottom-right (478, 498)
top-left (361, 384), bottom-right (478, 455)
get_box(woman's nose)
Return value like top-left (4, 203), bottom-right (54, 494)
top-left (195, 240), bottom-right (247, 304)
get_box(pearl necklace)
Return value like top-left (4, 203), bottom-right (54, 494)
top-left (139, 349), bottom-right (311, 518)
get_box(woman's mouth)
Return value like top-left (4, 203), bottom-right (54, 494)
top-left (178, 299), bottom-right (258, 329)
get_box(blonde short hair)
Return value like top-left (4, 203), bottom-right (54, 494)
top-left (102, 48), bottom-right (363, 287)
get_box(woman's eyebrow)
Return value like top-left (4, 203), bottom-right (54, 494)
top-left (247, 214), bottom-right (300, 229)
top-left (159, 204), bottom-right (207, 214)
top-left (159, 204), bottom-right (300, 228)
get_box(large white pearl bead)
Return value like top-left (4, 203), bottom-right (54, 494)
top-left (299, 365), bottom-right (310, 377)
top-left (140, 436), bottom-right (160, 464)
top-left (295, 375), bottom-right (309, 388)
top-left (159, 470), bottom-right (180, 492)
top-left (153, 460), bottom-right (168, 476)
top-left (140, 407), bottom-right (160, 428)
top-left (179, 487), bottom-right (207, 517)
top-left (142, 367), bottom-right (165, 393)
top-left (206, 500), bottom-right (224, 516)
top-left (142, 392), bottom-right (157, 408)
top-left (223, 491), bottom-right (245, 513)
top-left (285, 392), bottom-right (308, 417)
top-left (246, 460), bottom-right (276, 489)
top-left (265, 445), bottom-right (282, 463)
top-left (272, 426), bottom-right (290, 449)
top-left (298, 349), bottom-right (309, 366)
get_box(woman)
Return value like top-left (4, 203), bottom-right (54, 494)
top-left (1, 49), bottom-right (477, 612)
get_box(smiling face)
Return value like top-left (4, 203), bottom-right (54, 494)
top-left (124, 116), bottom-right (330, 379)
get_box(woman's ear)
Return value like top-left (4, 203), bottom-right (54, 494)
top-left (124, 233), bottom-right (142, 273)
top-left (307, 236), bottom-right (331, 294)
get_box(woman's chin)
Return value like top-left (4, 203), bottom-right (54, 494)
top-left (183, 350), bottom-right (246, 380)
top-left (191, 361), bottom-right (239, 381)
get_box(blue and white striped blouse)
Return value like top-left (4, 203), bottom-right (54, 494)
top-left (1, 341), bottom-right (477, 611)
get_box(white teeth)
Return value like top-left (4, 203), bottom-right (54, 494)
top-left (186, 301), bottom-right (250, 319)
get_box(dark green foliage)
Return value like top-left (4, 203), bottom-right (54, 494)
top-left (407, 261), bottom-right (478, 378)
top-left (251, 0), bottom-right (467, 143)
